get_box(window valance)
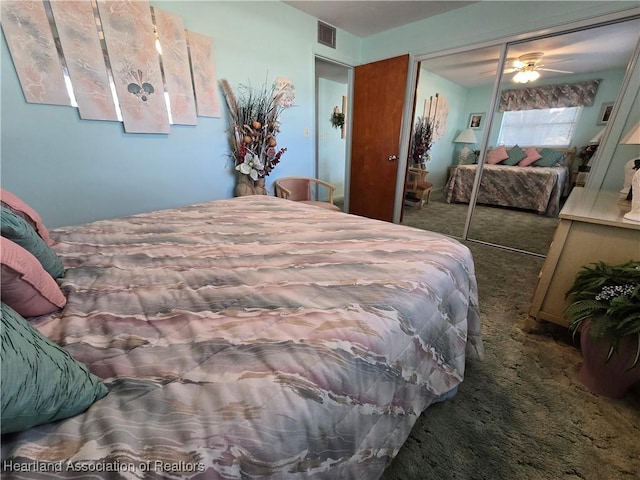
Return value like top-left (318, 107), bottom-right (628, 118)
top-left (498, 80), bottom-right (601, 112)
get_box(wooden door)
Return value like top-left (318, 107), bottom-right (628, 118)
top-left (349, 54), bottom-right (409, 221)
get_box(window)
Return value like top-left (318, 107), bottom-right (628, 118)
top-left (497, 107), bottom-right (581, 147)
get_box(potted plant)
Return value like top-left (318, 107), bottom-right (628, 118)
top-left (564, 260), bottom-right (640, 398)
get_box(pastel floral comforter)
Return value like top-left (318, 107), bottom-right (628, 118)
top-left (1, 195), bottom-right (483, 479)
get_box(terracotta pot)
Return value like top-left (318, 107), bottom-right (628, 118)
top-left (578, 321), bottom-right (640, 398)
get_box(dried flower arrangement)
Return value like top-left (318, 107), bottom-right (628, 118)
top-left (411, 116), bottom-right (433, 168)
top-left (331, 107), bottom-right (345, 129)
top-left (220, 78), bottom-right (292, 184)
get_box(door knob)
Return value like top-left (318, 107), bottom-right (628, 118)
top-left (388, 155), bottom-right (398, 161)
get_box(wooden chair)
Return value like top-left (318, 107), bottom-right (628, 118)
top-left (274, 177), bottom-right (341, 211)
top-left (404, 167), bottom-right (433, 209)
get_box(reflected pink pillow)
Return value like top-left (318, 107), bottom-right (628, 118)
top-left (1, 237), bottom-right (66, 317)
top-left (0, 189), bottom-right (54, 246)
top-left (518, 147), bottom-right (543, 167)
top-left (486, 146), bottom-right (509, 164)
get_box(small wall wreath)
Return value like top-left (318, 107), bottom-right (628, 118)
top-left (331, 107), bottom-right (345, 129)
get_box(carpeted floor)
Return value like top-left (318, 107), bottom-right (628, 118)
top-left (377, 197), bottom-right (640, 480)
top-left (400, 191), bottom-right (560, 255)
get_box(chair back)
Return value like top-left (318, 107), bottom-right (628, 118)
top-left (275, 178), bottom-right (312, 201)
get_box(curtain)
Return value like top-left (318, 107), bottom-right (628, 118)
top-left (498, 80), bottom-right (601, 112)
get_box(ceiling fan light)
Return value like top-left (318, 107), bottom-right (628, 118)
top-left (512, 70), bottom-right (540, 84)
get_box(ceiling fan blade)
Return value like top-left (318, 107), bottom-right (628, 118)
top-left (539, 67), bottom-right (573, 73)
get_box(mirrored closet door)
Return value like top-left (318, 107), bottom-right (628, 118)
top-left (404, 16), bottom-right (640, 257)
top-left (467, 19), bottom-right (640, 255)
top-left (403, 45), bottom-right (502, 238)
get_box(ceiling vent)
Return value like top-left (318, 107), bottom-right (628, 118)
top-left (318, 21), bottom-right (336, 49)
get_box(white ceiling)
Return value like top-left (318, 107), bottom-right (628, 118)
top-left (284, 1), bottom-right (475, 38)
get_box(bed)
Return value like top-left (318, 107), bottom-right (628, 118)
top-left (1, 194), bottom-right (483, 479)
top-left (444, 147), bottom-right (575, 216)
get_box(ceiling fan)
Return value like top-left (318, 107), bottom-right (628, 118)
top-left (506, 52), bottom-right (573, 83)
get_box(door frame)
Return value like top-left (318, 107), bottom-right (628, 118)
top-left (314, 55), bottom-right (354, 210)
top-left (392, 55), bottom-right (419, 223)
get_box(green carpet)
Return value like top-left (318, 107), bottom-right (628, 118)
top-left (379, 200), bottom-right (640, 480)
top-left (400, 192), bottom-right (560, 255)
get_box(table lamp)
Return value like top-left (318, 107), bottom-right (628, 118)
top-left (454, 128), bottom-right (478, 165)
top-left (619, 121), bottom-right (640, 222)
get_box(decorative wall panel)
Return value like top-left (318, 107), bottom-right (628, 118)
top-left (187, 30), bottom-right (221, 118)
top-left (0, 1), bottom-right (71, 106)
top-left (1, 0), bottom-right (221, 134)
top-left (49, 1), bottom-right (118, 121)
top-left (153, 7), bottom-right (197, 125)
top-left (96, 0), bottom-right (169, 134)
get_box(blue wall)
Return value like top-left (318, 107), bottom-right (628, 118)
top-left (2, 1), bottom-right (637, 227)
top-left (414, 70), bottom-right (470, 190)
top-left (0, 1), bottom-right (360, 227)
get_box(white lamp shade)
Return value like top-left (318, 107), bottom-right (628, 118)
top-left (589, 128), bottom-right (605, 144)
top-left (621, 122), bottom-right (640, 145)
top-left (454, 128), bottom-right (478, 144)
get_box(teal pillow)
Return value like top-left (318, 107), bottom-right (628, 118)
top-left (1, 206), bottom-right (64, 278)
top-left (1, 302), bottom-right (108, 434)
top-left (503, 145), bottom-right (527, 166)
top-left (535, 148), bottom-right (565, 167)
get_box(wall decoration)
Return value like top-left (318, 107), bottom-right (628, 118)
top-left (331, 107), bottom-right (345, 129)
top-left (330, 96), bottom-right (347, 139)
top-left (468, 113), bottom-right (485, 130)
top-left (597, 102), bottom-right (614, 126)
top-left (152, 7), bottom-right (197, 125)
top-left (96, 0), bottom-right (169, 134)
top-left (273, 76), bottom-right (296, 107)
top-left (1, 1), bottom-right (221, 134)
top-left (187, 30), bottom-right (221, 118)
top-left (423, 93), bottom-right (448, 141)
top-left (0, 1), bottom-right (71, 106)
top-left (49, 1), bottom-right (118, 121)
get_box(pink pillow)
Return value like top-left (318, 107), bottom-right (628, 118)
top-left (1, 237), bottom-right (66, 317)
top-left (518, 147), bottom-right (543, 167)
top-left (1, 189), bottom-right (54, 246)
top-left (486, 146), bottom-right (509, 164)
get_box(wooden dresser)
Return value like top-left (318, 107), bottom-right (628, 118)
top-left (525, 188), bottom-right (640, 331)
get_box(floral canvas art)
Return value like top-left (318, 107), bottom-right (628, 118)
top-left (96, 0), bottom-right (169, 134)
top-left (187, 31), bottom-right (221, 118)
top-left (49, 0), bottom-right (119, 121)
top-left (1, 1), bottom-right (70, 106)
top-left (153, 7), bottom-right (197, 125)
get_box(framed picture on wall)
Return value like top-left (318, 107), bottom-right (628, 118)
top-left (468, 113), bottom-right (484, 130)
top-left (597, 102), bottom-right (614, 125)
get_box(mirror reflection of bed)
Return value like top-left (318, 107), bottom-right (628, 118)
top-left (401, 18), bottom-right (639, 257)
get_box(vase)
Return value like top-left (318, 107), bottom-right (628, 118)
top-left (255, 178), bottom-right (267, 195)
top-left (578, 322), bottom-right (640, 398)
top-left (235, 174), bottom-right (256, 197)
